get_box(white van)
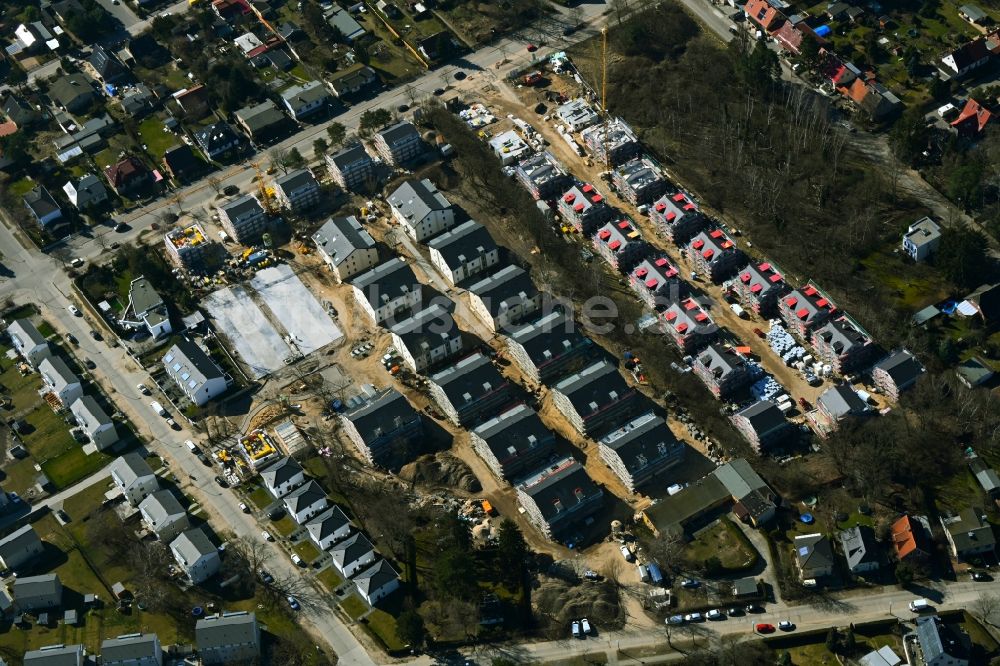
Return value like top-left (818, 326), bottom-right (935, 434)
top-left (185, 440), bottom-right (198, 452)
top-left (909, 598), bottom-right (931, 612)
top-left (150, 401), bottom-right (166, 417)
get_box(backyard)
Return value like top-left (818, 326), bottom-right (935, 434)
top-left (683, 517), bottom-right (759, 572)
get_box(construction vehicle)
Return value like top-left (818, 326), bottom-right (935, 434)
top-left (251, 161), bottom-right (278, 215)
top-left (523, 71), bottom-right (543, 86)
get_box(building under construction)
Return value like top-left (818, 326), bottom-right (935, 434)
top-left (165, 222), bottom-right (215, 270)
top-left (581, 118), bottom-right (640, 167)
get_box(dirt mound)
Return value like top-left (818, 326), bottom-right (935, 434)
top-left (399, 452), bottom-right (481, 492)
top-left (534, 574), bottom-right (624, 631)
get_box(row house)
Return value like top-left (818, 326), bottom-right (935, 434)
top-left (505, 310), bottom-right (594, 385)
top-left (558, 183), bottom-right (614, 235)
top-left (466, 265), bottom-right (543, 332)
top-left (661, 297), bottom-right (718, 353)
top-left (550, 360), bottom-right (642, 438)
top-left (630, 256), bottom-right (684, 311)
top-left (779, 283), bottom-right (837, 339)
top-left (470, 404), bottom-right (556, 483)
top-left (580, 118), bottom-right (640, 167)
top-left (733, 260), bottom-right (787, 316)
top-left (388, 178), bottom-right (455, 242)
top-left (326, 144), bottom-right (374, 192)
top-left (593, 219), bottom-right (650, 273)
top-left (650, 191), bottom-right (707, 244)
top-left (693, 343), bottom-right (751, 399)
top-left (350, 258), bottom-right (422, 326)
top-left (427, 353), bottom-right (514, 427)
top-left (598, 412), bottom-right (685, 494)
top-left (688, 228), bottom-right (744, 283)
top-left (612, 157), bottom-right (667, 206)
top-left (515, 151), bottom-right (572, 200)
top-left (516, 457), bottom-right (603, 542)
top-left (731, 400), bottom-right (792, 454)
top-left (428, 220), bottom-right (500, 286)
top-left (810, 315), bottom-right (874, 374)
top-left (390, 304), bottom-right (464, 373)
top-left (272, 168), bottom-right (320, 213)
top-left (340, 389), bottom-right (423, 470)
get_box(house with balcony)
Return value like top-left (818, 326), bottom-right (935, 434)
top-left (650, 192), bottom-right (707, 244)
top-left (688, 228), bottom-right (744, 283)
top-left (280, 80), bottom-right (331, 120)
top-left (387, 179), bottom-right (455, 242)
top-left (428, 353), bottom-right (513, 427)
top-left (341, 389), bottom-right (423, 469)
top-left (581, 118), bottom-right (640, 166)
top-left (38, 356), bottom-right (82, 407)
top-left (660, 297), bottom-right (718, 353)
top-left (630, 257), bottom-right (684, 311)
top-left (162, 338), bottom-right (228, 406)
top-left (326, 143), bottom-right (374, 191)
top-left (779, 283), bottom-right (837, 339)
top-left (350, 258), bottom-right (423, 326)
top-left (731, 400), bottom-right (792, 453)
top-left (873, 349), bottom-right (925, 401)
top-left (466, 265), bottom-right (543, 332)
top-left (811, 315), bottom-right (874, 374)
top-left (126, 276), bottom-right (172, 339)
top-left (550, 360), bottom-right (641, 438)
top-left (169, 528), bottom-right (220, 584)
top-left (373, 121), bottom-right (422, 166)
top-left (390, 304), bottom-right (464, 373)
top-left (598, 412), bottom-right (685, 494)
top-left (516, 457), bottom-right (603, 542)
top-left (693, 344), bottom-right (751, 399)
top-left (902, 217), bottom-right (941, 262)
top-left (593, 219), bottom-right (650, 273)
top-left (515, 151), bottom-right (572, 200)
top-left (70, 395), bottom-right (117, 450)
top-left (505, 310), bottom-right (593, 385)
top-left (612, 157), bottom-right (667, 206)
top-left (217, 194), bottom-right (267, 244)
top-left (196, 612), bottom-right (260, 665)
top-left (733, 260), bottom-right (787, 316)
top-left (558, 183), bottom-right (614, 235)
top-left (313, 216), bottom-right (379, 282)
top-left (428, 220), bottom-right (500, 286)
top-left (273, 168), bottom-right (320, 212)
top-left (7, 318), bottom-right (51, 367)
top-left (470, 404), bottom-right (556, 482)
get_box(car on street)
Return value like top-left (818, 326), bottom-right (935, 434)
top-left (753, 327), bottom-right (765, 339)
top-left (287, 596), bottom-right (300, 611)
top-left (728, 606), bottom-right (744, 616)
top-left (756, 623), bottom-right (775, 634)
top-left (83, 358), bottom-right (96, 369)
top-left (454, 71), bottom-right (466, 80)
top-left (268, 508), bottom-right (284, 521)
top-left (66, 333), bottom-right (78, 345)
top-left (667, 615), bottom-right (684, 625)
top-left (580, 618), bottom-right (592, 635)
top-left (746, 604), bottom-right (764, 613)
top-left (684, 613), bottom-right (703, 622)
top-left (70, 258), bottom-right (84, 267)
top-left (214, 475), bottom-right (228, 488)
top-left (571, 620), bottom-right (582, 638)
top-left (259, 569), bottom-right (274, 584)
top-left (223, 185), bottom-right (239, 196)
top-left (198, 453), bottom-right (211, 466)
top-left (115, 223), bottom-right (128, 232)
top-left (68, 305), bottom-right (81, 316)
top-left (972, 571), bottom-right (992, 581)
top-left (433, 87), bottom-right (445, 96)
top-left (779, 620), bottom-right (795, 631)
top-left (680, 578), bottom-right (700, 588)
top-left (526, 43), bottom-right (538, 52)
top-left (291, 553), bottom-right (305, 567)
top-left (239, 502), bottom-right (249, 513)
top-left (706, 609), bottom-right (724, 620)
top-left (89, 330), bottom-right (101, 340)
top-left (397, 104), bottom-right (409, 112)
top-left (137, 383), bottom-right (150, 395)
top-left (262, 531), bottom-right (274, 542)
top-left (166, 417), bottom-right (179, 429)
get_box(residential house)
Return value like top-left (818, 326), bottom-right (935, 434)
top-left (558, 183), bottom-right (614, 235)
top-left (13, 574), bottom-right (62, 611)
top-left (3, 95), bottom-right (38, 128)
top-left (234, 100), bottom-right (288, 142)
top-left (550, 360), bottom-right (641, 438)
top-left (162, 338), bottom-right (228, 406)
top-left (966, 283), bottom-right (1000, 323)
top-left (941, 37), bottom-right (991, 77)
top-left (139, 490), bottom-right (191, 542)
top-left (891, 514), bottom-right (933, 563)
top-left (555, 98), bottom-right (599, 131)
top-left (859, 646), bottom-right (903, 666)
top-left (612, 157), bottom-right (667, 206)
top-left (811, 315), bottom-right (875, 374)
top-left (389, 304), bottom-right (464, 373)
top-left (794, 533), bottom-right (834, 580)
top-left (744, 0), bottom-right (784, 31)
top-left (217, 194), bottom-right (267, 244)
top-left (650, 191), bottom-right (707, 244)
top-left (660, 297), bottom-right (718, 353)
top-left (12, 21), bottom-right (56, 54)
top-left (162, 145), bottom-right (205, 184)
top-left (515, 151), bottom-right (573, 200)
top-left (598, 412), bottom-right (685, 494)
top-left (195, 611), bottom-right (261, 665)
top-left (272, 168), bottom-right (320, 212)
top-left (971, 456), bottom-right (1000, 498)
top-left (733, 260), bottom-right (787, 316)
top-left (49, 74), bottom-right (95, 113)
top-left (120, 83), bottom-right (156, 118)
top-left (260, 456), bottom-right (305, 498)
top-left (100, 633), bottom-right (163, 666)
top-left (110, 452), bottom-right (159, 506)
top-left (428, 353), bottom-right (513, 427)
top-left (815, 383), bottom-right (868, 430)
top-left (960, 4), bottom-right (990, 25)
top-left (329, 66), bottom-right (379, 98)
top-left (313, 216), bottom-right (379, 281)
top-left (902, 217), bottom-right (942, 261)
top-left (327, 6), bottom-right (367, 42)
top-left (839, 525), bottom-right (881, 574)
top-left (951, 98), bottom-right (992, 138)
top-left (688, 228), bottom-right (744, 283)
top-left (88, 45), bottom-right (128, 85)
top-left (630, 256), bottom-right (684, 311)
top-left (104, 156), bottom-right (148, 195)
top-left (306, 506), bottom-right (352, 550)
top-left (126, 276), bottom-right (172, 339)
top-left (7, 318), bottom-right (51, 367)
top-left (373, 121), bottom-right (423, 166)
top-left (69, 395), bottom-right (117, 450)
top-left (580, 118), bottom-right (640, 167)
top-left (283, 480), bottom-right (328, 524)
top-left (470, 403), bottom-right (556, 482)
top-left (466, 265), bottom-right (543, 332)
top-left (326, 144), bottom-right (374, 191)
top-left (779, 283), bottom-right (837, 339)
top-left (173, 85), bottom-right (210, 118)
top-left (62, 174), bottom-right (108, 210)
top-left (915, 616), bottom-right (970, 666)
top-left (387, 179), bottom-right (454, 242)
top-left (693, 344), bottom-right (751, 399)
top-left (281, 80), bottom-right (332, 120)
top-left (488, 129), bottom-right (530, 166)
top-left (331, 532), bottom-right (376, 577)
top-left (957, 357), bottom-right (995, 388)
top-left (165, 222), bottom-right (214, 271)
top-left (516, 456), bottom-right (603, 542)
top-left (0, 525), bottom-right (43, 570)
top-left (52, 114), bottom-right (115, 160)
top-left (941, 507), bottom-right (996, 561)
top-left (428, 220), bottom-right (500, 286)
top-left (873, 349), bottom-right (925, 400)
top-left (340, 389), bottom-right (423, 469)
top-left (169, 528), bottom-right (220, 584)
top-left (593, 219), bottom-right (650, 273)
top-left (38, 356), bottom-right (82, 406)
top-left (350, 257), bottom-right (423, 325)
top-left (24, 645), bottom-right (82, 666)
top-left (354, 559), bottom-right (399, 606)
top-left (23, 186), bottom-right (63, 228)
top-left (194, 122), bottom-right (243, 161)
top-left (505, 310), bottom-right (593, 385)
top-left (731, 400), bottom-right (792, 453)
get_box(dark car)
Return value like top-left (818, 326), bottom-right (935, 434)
top-left (433, 87), bottom-right (445, 96)
top-left (66, 333), bottom-right (78, 345)
top-left (214, 475), bottom-right (228, 488)
top-left (89, 330), bottom-right (101, 341)
top-left (746, 604), bottom-right (764, 613)
top-left (268, 508), bottom-right (285, 521)
top-left (115, 223), bottom-right (128, 232)
top-left (454, 71), bottom-right (466, 80)
top-left (197, 453), bottom-right (211, 466)
top-left (562, 25), bottom-right (576, 36)
top-left (83, 358), bottom-right (96, 369)
top-left (972, 571), bottom-right (992, 581)
top-left (397, 103), bottom-right (409, 112)
top-left (223, 185), bottom-right (239, 196)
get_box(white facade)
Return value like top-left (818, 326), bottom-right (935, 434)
top-left (38, 356), bottom-right (83, 406)
top-left (902, 217), bottom-right (941, 262)
top-left (7, 319), bottom-right (51, 367)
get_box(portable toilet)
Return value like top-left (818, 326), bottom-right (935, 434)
top-left (647, 562), bottom-right (664, 586)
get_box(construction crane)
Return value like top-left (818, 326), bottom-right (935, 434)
top-left (252, 161), bottom-right (277, 215)
top-left (599, 26), bottom-right (611, 172)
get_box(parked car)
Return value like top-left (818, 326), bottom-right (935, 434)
top-left (684, 613), bottom-right (703, 622)
top-left (223, 185), bottom-right (239, 196)
top-left (214, 475), bottom-right (228, 488)
top-left (166, 417), bottom-right (179, 429)
top-left (239, 502), bottom-right (249, 513)
top-left (261, 531), bottom-right (274, 542)
top-left (287, 596), bottom-right (300, 611)
top-left (706, 609), bottom-right (724, 620)
top-left (115, 222), bottom-right (128, 232)
top-left (972, 571), bottom-right (992, 582)
top-left (680, 578), bottom-right (700, 589)
top-left (778, 620), bottom-right (795, 631)
top-left (580, 618), bottom-right (592, 635)
top-left (83, 358), bottom-right (96, 369)
top-left (137, 383), bottom-right (150, 395)
top-left (619, 545), bottom-right (634, 562)
top-left (756, 623), bottom-right (775, 634)
top-left (526, 43), bottom-right (538, 52)
top-left (68, 305), bottom-right (81, 316)
top-left (70, 258), bottom-right (84, 268)
top-left (571, 620), bottom-right (582, 638)
top-left (728, 606), bottom-right (744, 616)
top-left (667, 615), bottom-right (684, 625)
top-left (753, 327), bottom-right (765, 339)
top-left (258, 569), bottom-right (274, 584)
top-left (89, 330), bottom-right (101, 340)
top-left (291, 554), bottom-right (305, 567)
top-left (66, 333), bottom-right (78, 345)
top-left (746, 604), bottom-right (764, 613)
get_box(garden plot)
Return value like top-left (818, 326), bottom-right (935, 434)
top-left (203, 284), bottom-right (291, 379)
top-left (250, 265), bottom-right (344, 356)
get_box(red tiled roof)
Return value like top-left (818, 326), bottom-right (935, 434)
top-left (0, 122), bottom-right (17, 138)
top-left (951, 98), bottom-right (992, 135)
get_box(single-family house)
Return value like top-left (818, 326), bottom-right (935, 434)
top-left (373, 121), bottom-right (423, 166)
top-left (960, 4), bottom-right (990, 25)
top-left (173, 85), bottom-right (211, 118)
top-left (915, 616), bottom-right (971, 666)
top-left (217, 194), bottom-right (267, 244)
top-left (62, 174), bottom-right (108, 210)
top-left (941, 37), bottom-right (992, 77)
top-left (281, 80), bottom-right (332, 120)
top-left (38, 356), bottom-right (83, 406)
top-left (839, 525), bottom-right (881, 574)
top-left (957, 357), bottom-right (995, 388)
top-left (0, 525), bottom-right (43, 570)
top-left (23, 186), bottom-right (63, 228)
top-left (516, 457), bottom-right (603, 542)
top-left (306, 506), bottom-right (352, 550)
top-left (13, 574), bottom-right (62, 611)
top-left (162, 338), bottom-right (228, 406)
top-left (100, 633), bottom-right (163, 666)
top-left (24, 644), bottom-right (82, 666)
top-left (341, 389), bottom-right (423, 469)
top-left (329, 66), bottom-right (379, 98)
top-left (505, 310), bottom-right (593, 385)
top-left (234, 100), bottom-right (288, 142)
top-left (70, 395), bottom-right (118, 450)
top-left (466, 265), bottom-right (543, 332)
top-left (903, 217), bottom-right (942, 261)
top-left (389, 304), bottom-right (464, 373)
top-left (196, 611), bottom-right (261, 665)
top-left (194, 122), bottom-right (243, 161)
top-left (952, 98), bottom-right (992, 138)
top-left (169, 528), bottom-right (220, 584)
top-left (283, 480), bottom-right (328, 524)
top-left (387, 179), bottom-right (454, 242)
top-left (110, 452), bottom-right (159, 506)
top-left (471, 404), bottom-right (556, 482)
top-left (260, 456), bottom-right (305, 498)
top-left (428, 220), bottom-right (500, 286)
top-left (313, 216), bottom-right (379, 281)
top-left (550, 360), bottom-right (641, 438)
top-left (330, 532), bottom-right (376, 577)
top-left (7, 318), bottom-right (51, 367)
top-left (428, 353), bottom-right (513, 427)
top-left (794, 533), bottom-right (834, 580)
top-left (350, 258), bottom-right (423, 326)
top-left (598, 412), bottom-right (685, 494)
top-left (327, 6), bottom-right (367, 42)
top-left (891, 514), bottom-right (933, 563)
top-left (126, 277), bottom-right (171, 339)
top-left (104, 156), bottom-right (149, 195)
top-left (744, 0), bottom-right (784, 31)
top-left (731, 400), bottom-right (792, 454)
top-left (139, 490), bottom-right (191, 542)
top-left (941, 507), bottom-right (996, 561)
top-left (120, 83), bottom-right (156, 118)
top-left (162, 145), bottom-right (205, 184)
top-left (49, 74), bottom-right (95, 113)
top-left (354, 559), bottom-right (400, 606)
top-left (872, 349), bottom-right (925, 401)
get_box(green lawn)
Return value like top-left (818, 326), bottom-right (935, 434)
top-left (247, 484), bottom-right (274, 510)
top-left (859, 245), bottom-right (949, 313)
top-left (340, 593), bottom-right (368, 619)
top-left (684, 517), bottom-right (758, 571)
top-left (8, 177), bottom-right (36, 198)
top-left (273, 515), bottom-right (298, 537)
top-left (365, 608), bottom-right (404, 651)
top-left (138, 116), bottom-right (176, 160)
top-left (317, 567), bottom-right (343, 591)
top-left (41, 446), bottom-right (111, 490)
top-left (0, 360), bottom-right (44, 411)
top-left (21, 406), bottom-right (77, 461)
top-left (36, 321), bottom-right (55, 338)
top-left (293, 540), bottom-right (321, 563)
top-left (836, 512), bottom-right (875, 530)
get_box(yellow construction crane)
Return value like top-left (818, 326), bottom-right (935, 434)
top-left (600, 27), bottom-right (611, 172)
top-left (252, 161), bottom-right (277, 215)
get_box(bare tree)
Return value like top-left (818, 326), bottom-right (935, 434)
top-left (269, 147), bottom-right (291, 174)
top-left (207, 175), bottom-right (222, 195)
top-left (972, 592), bottom-right (1000, 628)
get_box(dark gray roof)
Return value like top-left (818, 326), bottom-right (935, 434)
top-left (100, 633), bottom-right (160, 663)
top-left (260, 456), bottom-right (303, 487)
top-left (327, 143), bottom-right (372, 170)
top-left (163, 338), bottom-right (225, 389)
top-left (390, 304), bottom-right (461, 352)
top-left (598, 412), bottom-right (680, 474)
top-left (428, 221), bottom-right (497, 268)
top-left (794, 533), bottom-right (834, 571)
top-left (49, 74), bottom-right (94, 108)
top-left (813, 316), bottom-right (869, 355)
top-left (235, 100), bottom-right (286, 133)
top-left (430, 353), bottom-right (507, 408)
top-left (519, 457), bottom-right (602, 522)
top-left (354, 559), bottom-right (398, 595)
top-left (817, 384), bottom-right (867, 420)
top-left (170, 528), bottom-right (216, 563)
top-left (943, 507), bottom-right (996, 553)
top-left (284, 480), bottom-right (327, 514)
top-left (350, 258), bottom-right (421, 309)
top-left (331, 531), bottom-right (374, 567)
top-left (387, 178), bottom-right (451, 224)
top-left (345, 389), bottom-right (420, 444)
top-left (957, 357), bottom-right (994, 387)
top-left (466, 265), bottom-right (539, 318)
top-left (0, 525), bottom-right (41, 563)
top-left (196, 611), bottom-right (259, 650)
top-left (129, 277), bottom-right (162, 315)
top-left (377, 120), bottom-right (420, 148)
top-left (839, 525), bottom-right (880, 570)
top-left (473, 404), bottom-right (553, 456)
top-left (194, 122), bottom-right (241, 154)
top-left (915, 615), bottom-right (968, 663)
top-left (219, 193), bottom-right (262, 219)
top-left (306, 506), bottom-right (351, 541)
top-left (695, 344), bottom-right (746, 383)
top-left (553, 360), bottom-right (632, 414)
top-left (735, 400), bottom-right (787, 436)
top-left (874, 350), bottom-right (925, 388)
top-left (313, 216), bottom-right (376, 266)
top-left (24, 186), bottom-right (60, 220)
top-left (13, 573), bottom-right (60, 601)
top-left (110, 452), bottom-right (155, 488)
top-left (89, 45), bottom-right (127, 81)
top-left (273, 168), bottom-right (317, 195)
top-left (23, 644), bottom-right (82, 666)
top-left (507, 311), bottom-right (590, 368)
